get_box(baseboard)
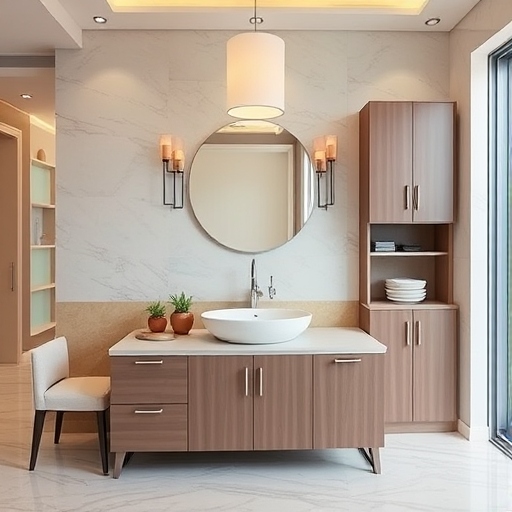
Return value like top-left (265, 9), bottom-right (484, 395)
top-left (457, 420), bottom-right (490, 441)
top-left (385, 421), bottom-right (456, 434)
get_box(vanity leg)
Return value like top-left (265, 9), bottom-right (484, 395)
top-left (358, 447), bottom-right (382, 474)
top-left (369, 447), bottom-right (381, 474)
top-left (113, 452), bottom-right (126, 479)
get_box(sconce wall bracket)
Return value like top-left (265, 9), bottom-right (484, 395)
top-left (163, 159), bottom-right (184, 209)
top-left (317, 159), bottom-right (335, 209)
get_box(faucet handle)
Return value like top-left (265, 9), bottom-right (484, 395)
top-left (268, 275), bottom-right (276, 300)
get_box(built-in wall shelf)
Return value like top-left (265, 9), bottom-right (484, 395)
top-left (31, 202), bottom-right (55, 209)
top-left (31, 284), bottom-right (56, 293)
top-left (30, 158), bottom-right (56, 340)
top-left (31, 322), bottom-right (57, 337)
top-left (366, 301), bottom-right (458, 311)
top-left (370, 251), bottom-right (448, 257)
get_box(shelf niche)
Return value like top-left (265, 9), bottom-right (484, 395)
top-left (360, 223), bottom-right (453, 307)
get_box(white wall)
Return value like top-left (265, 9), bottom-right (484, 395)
top-left (56, 30), bottom-right (450, 303)
top-left (450, 0), bottom-right (512, 435)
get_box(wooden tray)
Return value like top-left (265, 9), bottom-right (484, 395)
top-left (135, 330), bottom-right (175, 342)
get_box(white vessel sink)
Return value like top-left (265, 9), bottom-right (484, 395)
top-left (201, 308), bottom-right (312, 344)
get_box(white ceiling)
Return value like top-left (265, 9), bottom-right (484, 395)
top-left (0, 0), bottom-right (481, 128)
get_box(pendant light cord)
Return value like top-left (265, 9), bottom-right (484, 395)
top-left (250, 0), bottom-right (263, 31)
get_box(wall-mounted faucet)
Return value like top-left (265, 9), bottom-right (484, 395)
top-left (250, 259), bottom-right (263, 308)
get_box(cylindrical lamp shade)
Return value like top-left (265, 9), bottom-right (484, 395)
top-left (227, 32), bottom-right (285, 120)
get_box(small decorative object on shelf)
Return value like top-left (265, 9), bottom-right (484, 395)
top-left (145, 300), bottom-right (168, 333)
top-left (169, 292), bottom-right (194, 335)
top-left (371, 241), bottom-right (396, 252)
top-left (397, 243), bottom-right (422, 252)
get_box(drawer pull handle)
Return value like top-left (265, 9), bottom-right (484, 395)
top-left (334, 358), bottom-right (362, 363)
top-left (134, 360), bottom-right (163, 365)
top-left (134, 409), bottom-right (164, 414)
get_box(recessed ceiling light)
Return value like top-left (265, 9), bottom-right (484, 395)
top-left (20, 93), bottom-right (32, 99)
top-left (425, 17), bottom-right (441, 26)
top-left (93, 16), bottom-right (108, 24)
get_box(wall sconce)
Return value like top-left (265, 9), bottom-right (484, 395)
top-left (313, 135), bottom-right (337, 209)
top-left (160, 135), bottom-right (184, 209)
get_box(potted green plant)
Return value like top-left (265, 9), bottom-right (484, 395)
top-left (145, 300), bottom-right (167, 333)
top-left (169, 292), bottom-right (194, 335)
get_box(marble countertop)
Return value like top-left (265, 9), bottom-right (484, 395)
top-left (109, 327), bottom-right (387, 356)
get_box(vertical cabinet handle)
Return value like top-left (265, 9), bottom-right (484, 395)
top-left (245, 367), bottom-right (249, 397)
top-left (405, 185), bottom-right (410, 210)
top-left (405, 321), bottom-right (411, 346)
top-left (416, 320), bottom-right (422, 345)
top-left (10, 262), bottom-right (15, 291)
top-left (413, 185), bottom-right (420, 210)
top-left (259, 368), bottom-right (263, 396)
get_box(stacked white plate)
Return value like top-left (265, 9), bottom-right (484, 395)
top-left (385, 278), bottom-right (426, 303)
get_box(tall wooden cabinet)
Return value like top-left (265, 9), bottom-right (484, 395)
top-left (359, 101), bottom-right (458, 432)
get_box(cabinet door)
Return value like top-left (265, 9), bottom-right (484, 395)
top-left (413, 309), bottom-right (457, 422)
top-left (369, 310), bottom-right (413, 423)
top-left (253, 355), bottom-right (312, 450)
top-left (413, 102), bottom-right (455, 222)
top-left (368, 102), bottom-right (413, 223)
top-left (189, 356), bottom-right (253, 451)
top-left (313, 354), bottom-right (384, 449)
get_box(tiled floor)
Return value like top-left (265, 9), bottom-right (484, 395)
top-left (1, 354), bottom-right (511, 512)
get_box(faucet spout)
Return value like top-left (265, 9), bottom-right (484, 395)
top-left (250, 258), bottom-right (263, 308)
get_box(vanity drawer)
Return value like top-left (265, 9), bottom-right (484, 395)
top-left (110, 356), bottom-right (187, 404)
top-left (110, 404), bottom-right (188, 452)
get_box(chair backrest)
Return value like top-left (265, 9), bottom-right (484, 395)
top-left (30, 336), bottom-right (70, 410)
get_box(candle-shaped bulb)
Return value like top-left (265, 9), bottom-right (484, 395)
top-left (314, 150), bottom-right (326, 173)
top-left (173, 149), bottom-right (185, 171)
top-left (160, 135), bottom-right (172, 161)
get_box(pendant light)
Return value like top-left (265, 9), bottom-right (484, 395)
top-left (226, 0), bottom-right (285, 120)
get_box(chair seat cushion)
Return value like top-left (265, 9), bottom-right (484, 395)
top-left (44, 377), bottom-right (110, 411)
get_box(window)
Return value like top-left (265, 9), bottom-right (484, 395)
top-left (489, 40), bottom-right (512, 458)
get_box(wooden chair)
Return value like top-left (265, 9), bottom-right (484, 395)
top-left (29, 336), bottom-right (110, 474)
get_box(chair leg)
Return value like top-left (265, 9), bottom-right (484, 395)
top-left (54, 411), bottom-right (64, 444)
top-left (96, 410), bottom-right (109, 475)
top-left (29, 410), bottom-right (47, 471)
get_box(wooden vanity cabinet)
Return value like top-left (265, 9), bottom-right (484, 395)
top-left (359, 101), bottom-right (455, 224)
top-left (109, 340), bottom-right (386, 478)
top-left (188, 355), bottom-right (313, 452)
top-left (361, 308), bottom-right (457, 430)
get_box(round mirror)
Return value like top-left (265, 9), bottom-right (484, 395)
top-left (189, 121), bottom-right (315, 253)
